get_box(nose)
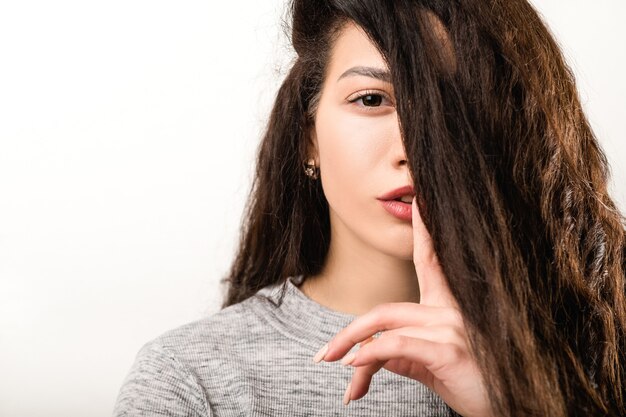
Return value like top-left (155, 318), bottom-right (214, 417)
top-left (391, 132), bottom-right (409, 169)
top-left (390, 130), bottom-right (415, 185)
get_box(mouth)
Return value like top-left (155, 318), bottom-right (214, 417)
top-left (391, 195), bottom-right (414, 203)
top-left (378, 199), bottom-right (413, 221)
top-left (377, 185), bottom-right (415, 222)
top-left (377, 185), bottom-right (415, 202)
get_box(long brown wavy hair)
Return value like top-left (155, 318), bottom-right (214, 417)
top-left (221, 1), bottom-right (626, 415)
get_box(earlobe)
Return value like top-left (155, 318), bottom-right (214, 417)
top-left (303, 127), bottom-right (320, 180)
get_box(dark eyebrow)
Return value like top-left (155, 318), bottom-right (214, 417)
top-left (337, 66), bottom-right (392, 83)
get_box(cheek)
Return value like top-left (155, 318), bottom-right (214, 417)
top-left (314, 105), bottom-right (412, 259)
top-left (316, 113), bottom-right (387, 200)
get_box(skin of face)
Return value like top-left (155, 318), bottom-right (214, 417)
top-left (310, 21), bottom-right (415, 262)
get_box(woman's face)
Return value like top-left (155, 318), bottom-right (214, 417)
top-left (311, 21), bottom-right (415, 260)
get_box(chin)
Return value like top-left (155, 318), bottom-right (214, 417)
top-left (372, 238), bottom-right (414, 261)
top-left (377, 224), bottom-right (414, 260)
top-left (390, 248), bottom-right (414, 261)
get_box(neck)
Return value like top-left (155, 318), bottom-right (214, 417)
top-left (299, 215), bottom-right (420, 316)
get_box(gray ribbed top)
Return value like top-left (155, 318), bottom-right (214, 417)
top-left (112, 275), bottom-right (452, 416)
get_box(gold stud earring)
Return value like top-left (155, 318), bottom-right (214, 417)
top-left (304, 158), bottom-right (319, 180)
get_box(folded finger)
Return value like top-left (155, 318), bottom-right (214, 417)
top-left (323, 303), bottom-right (457, 361)
top-left (345, 359), bottom-right (386, 403)
top-left (349, 334), bottom-right (467, 375)
top-left (358, 336), bottom-right (376, 347)
top-left (375, 324), bottom-right (468, 349)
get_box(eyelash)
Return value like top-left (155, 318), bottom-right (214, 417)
top-left (347, 90), bottom-right (394, 110)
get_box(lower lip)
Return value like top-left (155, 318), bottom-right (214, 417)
top-left (379, 199), bottom-right (412, 221)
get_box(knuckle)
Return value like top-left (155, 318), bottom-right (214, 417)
top-left (443, 342), bottom-right (465, 362)
top-left (441, 326), bottom-right (463, 344)
top-left (424, 252), bottom-right (439, 268)
top-left (448, 322), bottom-right (468, 344)
top-left (391, 335), bottom-right (411, 352)
top-left (445, 307), bottom-right (463, 326)
top-left (415, 249), bottom-right (437, 268)
top-left (359, 364), bottom-right (379, 379)
top-left (370, 303), bottom-right (391, 324)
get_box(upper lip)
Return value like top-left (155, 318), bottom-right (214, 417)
top-left (377, 185), bottom-right (415, 201)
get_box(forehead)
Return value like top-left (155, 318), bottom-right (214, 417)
top-left (327, 14), bottom-right (456, 79)
top-left (326, 21), bottom-right (388, 76)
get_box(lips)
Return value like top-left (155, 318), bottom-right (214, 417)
top-left (379, 200), bottom-right (412, 221)
top-left (377, 185), bottom-right (415, 201)
top-left (377, 185), bottom-right (415, 222)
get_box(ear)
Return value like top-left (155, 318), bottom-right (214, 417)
top-left (306, 124), bottom-right (320, 163)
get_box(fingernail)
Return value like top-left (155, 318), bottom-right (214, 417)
top-left (313, 343), bottom-right (328, 363)
top-left (343, 382), bottom-right (352, 405)
top-left (341, 352), bottom-right (355, 366)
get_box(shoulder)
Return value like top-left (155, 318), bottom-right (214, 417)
top-left (113, 291), bottom-right (281, 416)
top-left (152, 290), bottom-right (280, 361)
top-left (113, 332), bottom-right (210, 416)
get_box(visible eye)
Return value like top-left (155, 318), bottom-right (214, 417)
top-left (347, 90), bottom-right (394, 110)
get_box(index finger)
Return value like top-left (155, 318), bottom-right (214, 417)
top-left (412, 197), bottom-right (459, 309)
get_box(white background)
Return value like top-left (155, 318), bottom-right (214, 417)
top-left (0, 1), bottom-right (624, 416)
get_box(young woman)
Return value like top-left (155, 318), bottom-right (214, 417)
top-left (113, 1), bottom-right (626, 416)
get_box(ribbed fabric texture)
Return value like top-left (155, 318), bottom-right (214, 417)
top-left (112, 275), bottom-right (454, 416)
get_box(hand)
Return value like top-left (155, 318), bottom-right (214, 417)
top-left (313, 198), bottom-right (494, 417)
